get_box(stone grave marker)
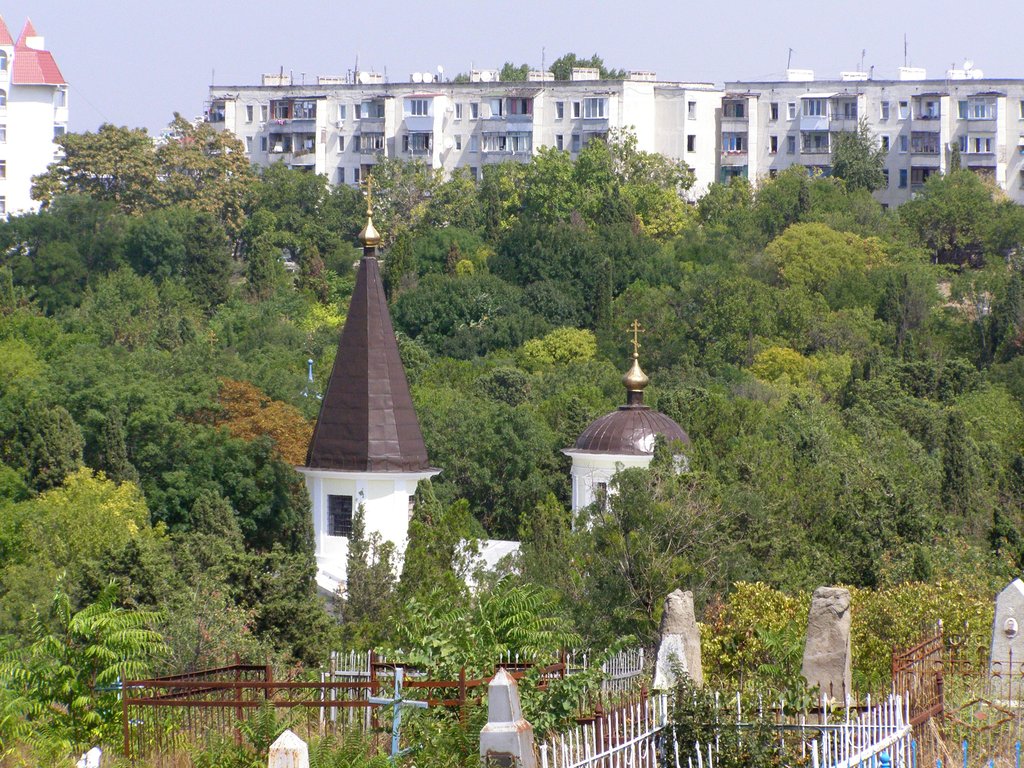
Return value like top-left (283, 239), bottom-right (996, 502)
top-left (801, 586), bottom-right (852, 701)
top-left (479, 668), bottom-right (536, 768)
top-left (990, 578), bottom-right (1024, 699)
top-left (653, 589), bottom-right (703, 689)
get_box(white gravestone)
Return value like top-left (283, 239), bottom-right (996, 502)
top-left (268, 729), bottom-right (309, 768)
top-left (653, 589), bottom-right (703, 689)
top-left (801, 586), bottom-right (852, 701)
top-left (990, 578), bottom-right (1024, 699)
top-left (479, 668), bottom-right (536, 768)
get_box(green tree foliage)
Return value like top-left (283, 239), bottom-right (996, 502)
top-left (0, 581), bottom-right (166, 753)
top-left (830, 119), bottom-right (887, 191)
top-left (899, 169), bottom-right (997, 266)
top-left (499, 62), bottom-right (529, 81)
top-left (548, 53), bottom-right (626, 81)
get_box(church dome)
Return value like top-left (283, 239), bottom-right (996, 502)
top-left (572, 405), bottom-right (689, 455)
top-left (571, 326), bottom-right (689, 455)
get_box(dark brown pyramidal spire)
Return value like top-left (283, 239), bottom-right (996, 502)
top-left (305, 198), bottom-right (431, 472)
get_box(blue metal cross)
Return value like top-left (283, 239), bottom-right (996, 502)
top-left (367, 667), bottom-right (428, 759)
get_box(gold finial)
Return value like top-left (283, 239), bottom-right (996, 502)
top-left (622, 319), bottom-right (649, 402)
top-left (358, 175), bottom-right (381, 250)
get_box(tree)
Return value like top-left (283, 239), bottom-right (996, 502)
top-left (0, 581), bottom-right (165, 753)
top-left (341, 506), bottom-right (397, 643)
top-left (899, 169), bottom-right (996, 267)
top-left (499, 62), bottom-right (529, 81)
top-left (549, 53), bottom-right (626, 81)
top-left (831, 119), bottom-right (887, 192)
top-left (32, 124), bottom-right (159, 213)
top-left (154, 114), bottom-right (257, 237)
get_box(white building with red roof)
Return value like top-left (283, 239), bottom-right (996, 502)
top-left (0, 17), bottom-right (68, 216)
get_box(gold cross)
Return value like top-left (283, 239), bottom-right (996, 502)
top-left (628, 319), bottom-right (644, 357)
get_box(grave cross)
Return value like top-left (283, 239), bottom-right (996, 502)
top-left (367, 667), bottom-right (428, 760)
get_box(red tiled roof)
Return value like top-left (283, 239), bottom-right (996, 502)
top-left (11, 19), bottom-right (64, 86)
top-left (12, 47), bottom-right (64, 85)
top-left (17, 19), bottom-right (36, 43)
top-left (0, 17), bottom-right (13, 46)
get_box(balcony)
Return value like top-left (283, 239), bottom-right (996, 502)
top-left (965, 152), bottom-right (997, 166)
top-left (721, 151), bottom-right (748, 165)
top-left (800, 115), bottom-right (830, 131)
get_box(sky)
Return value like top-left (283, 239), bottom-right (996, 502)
top-left (4, 0), bottom-right (1023, 135)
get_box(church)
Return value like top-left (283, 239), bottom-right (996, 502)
top-left (299, 204), bottom-right (689, 593)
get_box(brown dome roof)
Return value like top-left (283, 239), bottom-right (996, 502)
top-left (572, 405), bottom-right (690, 455)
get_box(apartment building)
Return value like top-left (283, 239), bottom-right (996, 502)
top-left (726, 67), bottom-right (1024, 206)
top-left (207, 69), bottom-right (723, 197)
top-left (0, 17), bottom-right (68, 217)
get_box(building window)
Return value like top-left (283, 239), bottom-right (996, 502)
top-left (246, 105), bottom-right (254, 122)
top-left (355, 104), bottom-right (362, 120)
top-left (469, 135), bottom-right (479, 152)
top-left (455, 103), bottom-right (463, 120)
top-left (407, 98), bottom-right (430, 116)
top-left (338, 136), bottom-right (345, 152)
top-left (556, 134), bottom-right (564, 150)
top-left (572, 101), bottom-right (581, 118)
top-left (245, 136), bottom-right (252, 152)
top-left (898, 101), bottom-right (909, 119)
top-left (959, 134), bottom-right (968, 153)
top-left (787, 135), bottom-right (796, 154)
top-left (686, 134), bottom-right (696, 152)
top-left (403, 132), bottom-right (432, 153)
top-left (880, 135), bottom-right (890, 152)
top-left (769, 135), bottom-right (778, 153)
top-left (470, 102), bottom-right (479, 119)
top-left (898, 135), bottom-right (908, 153)
top-left (571, 133), bottom-right (581, 152)
top-left (455, 135), bottom-right (462, 150)
top-left (972, 136), bottom-right (993, 153)
top-left (583, 98), bottom-right (607, 119)
top-left (787, 102), bottom-right (797, 119)
top-left (880, 101), bottom-right (890, 120)
top-left (0, 196), bottom-right (5, 215)
top-left (0, 160), bottom-right (5, 179)
top-left (556, 101), bottom-right (564, 119)
top-left (0, 90), bottom-right (7, 109)
top-left (687, 101), bottom-right (696, 119)
top-left (338, 104), bottom-right (347, 121)
top-left (488, 98), bottom-right (503, 117)
top-left (470, 166), bottom-right (478, 180)
top-left (509, 131), bottom-right (532, 153)
top-left (722, 132), bottom-right (746, 152)
top-left (0, 125), bottom-right (6, 143)
top-left (0, 51), bottom-right (6, 71)
top-left (338, 167), bottom-right (345, 184)
top-left (802, 98), bottom-right (825, 117)
top-left (723, 100), bottom-right (745, 118)
top-left (353, 167), bottom-right (361, 184)
top-left (55, 89), bottom-right (66, 108)
top-left (260, 104), bottom-right (268, 122)
top-left (54, 125), bottom-right (65, 139)
top-left (899, 169), bottom-right (908, 188)
top-left (327, 495), bottom-right (353, 537)
top-left (508, 98), bottom-right (533, 116)
top-left (770, 102), bottom-right (779, 121)
top-left (260, 136), bottom-right (268, 152)
top-left (483, 134), bottom-right (507, 152)
top-left (882, 168), bottom-right (890, 186)
top-left (1019, 170), bottom-right (1024, 189)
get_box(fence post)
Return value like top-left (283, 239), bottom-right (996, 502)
top-left (459, 667), bottom-right (467, 727)
top-left (122, 682), bottom-right (131, 760)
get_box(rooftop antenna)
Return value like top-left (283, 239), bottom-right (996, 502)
top-left (903, 34), bottom-right (908, 67)
top-left (859, 49), bottom-right (866, 72)
top-left (542, 45), bottom-right (546, 74)
top-left (787, 47), bottom-right (794, 69)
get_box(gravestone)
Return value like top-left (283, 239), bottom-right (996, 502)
top-left (653, 589), bottom-right (703, 689)
top-left (990, 578), bottom-right (1024, 699)
top-left (479, 668), bottom-right (536, 768)
top-left (268, 729), bottom-right (309, 768)
top-left (801, 586), bottom-right (852, 701)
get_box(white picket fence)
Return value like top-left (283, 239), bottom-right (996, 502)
top-left (538, 693), bottom-right (913, 768)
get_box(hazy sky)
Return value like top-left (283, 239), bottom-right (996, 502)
top-left (4, 0), bottom-right (1022, 134)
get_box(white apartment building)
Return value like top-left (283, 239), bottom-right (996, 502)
top-left (207, 69), bottom-right (723, 198)
top-left (726, 67), bottom-right (1024, 206)
top-left (0, 17), bottom-right (68, 217)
